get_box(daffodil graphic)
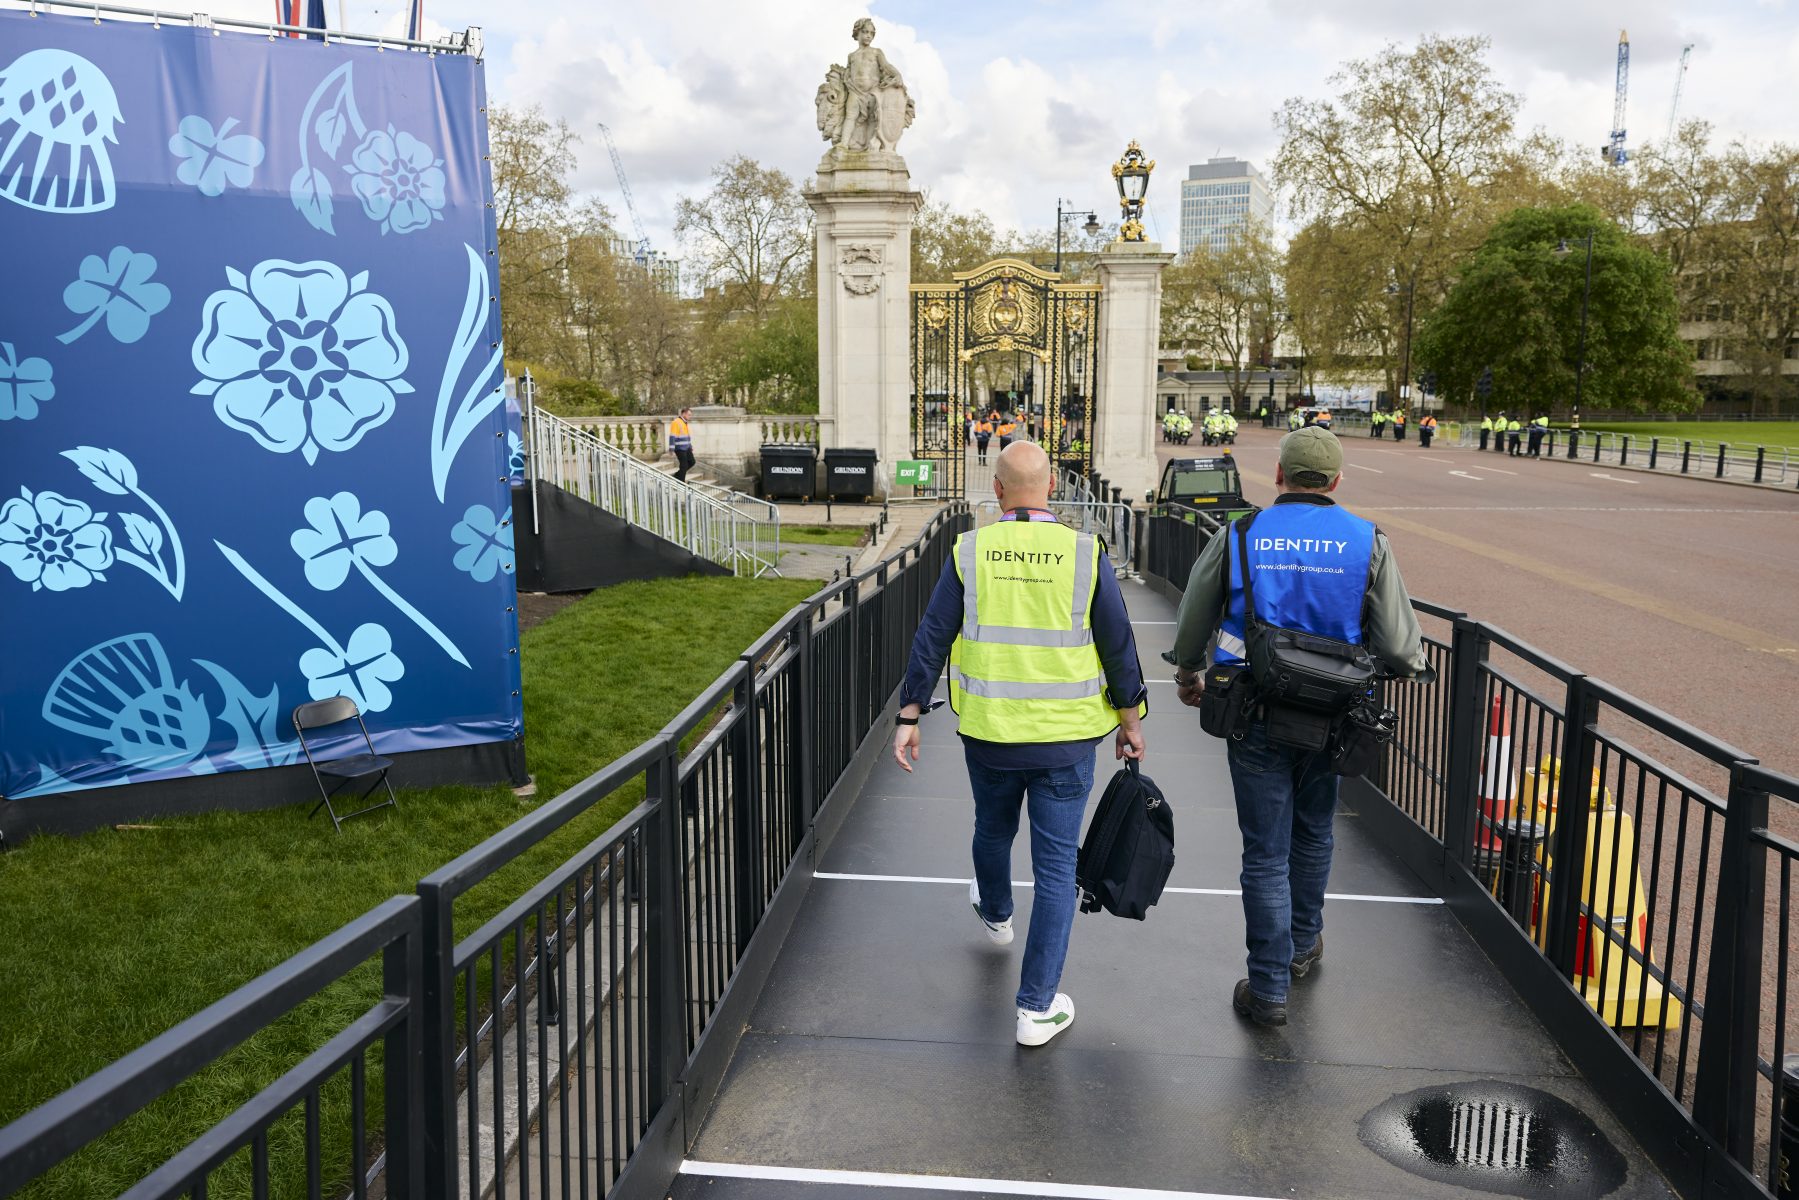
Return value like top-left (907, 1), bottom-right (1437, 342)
top-left (58, 246), bottom-right (170, 345)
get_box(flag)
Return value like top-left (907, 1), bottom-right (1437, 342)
top-left (275, 0), bottom-right (303, 37)
top-left (305, 0), bottom-right (327, 39)
top-left (406, 0), bottom-right (425, 41)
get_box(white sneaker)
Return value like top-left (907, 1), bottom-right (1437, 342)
top-left (1016, 993), bottom-right (1075, 1046)
top-left (969, 878), bottom-right (1014, 946)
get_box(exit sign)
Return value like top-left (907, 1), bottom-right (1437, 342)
top-left (895, 460), bottom-right (935, 486)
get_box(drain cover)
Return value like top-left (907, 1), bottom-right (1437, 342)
top-left (1359, 1079), bottom-right (1628, 1198)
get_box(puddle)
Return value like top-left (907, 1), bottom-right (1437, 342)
top-left (1359, 1079), bottom-right (1628, 1197)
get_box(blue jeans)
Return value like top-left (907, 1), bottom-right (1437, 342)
top-left (965, 745), bottom-right (1097, 1012)
top-left (1226, 721), bottom-right (1340, 1004)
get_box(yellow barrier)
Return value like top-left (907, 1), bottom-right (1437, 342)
top-left (1515, 757), bottom-right (1683, 1030)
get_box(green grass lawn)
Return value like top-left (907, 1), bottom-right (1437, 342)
top-left (783, 523), bottom-right (871, 547)
top-left (0, 574), bottom-right (817, 1200)
top-left (1581, 421), bottom-right (1799, 451)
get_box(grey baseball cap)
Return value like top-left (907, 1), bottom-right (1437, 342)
top-left (1280, 426), bottom-right (1343, 488)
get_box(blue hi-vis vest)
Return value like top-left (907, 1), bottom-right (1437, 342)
top-left (1215, 503), bottom-right (1375, 665)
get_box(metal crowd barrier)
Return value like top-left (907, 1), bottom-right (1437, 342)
top-left (1136, 510), bottom-right (1798, 1200)
top-left (0, 508), bottom-right (972, 1200)
top-left (526, 406), bottom-right (782, 577)
top-left (1453, 426), bottom-right (1799, 487)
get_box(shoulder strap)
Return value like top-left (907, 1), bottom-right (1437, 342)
top-left (1234, 511), bottom-right (1260, 626)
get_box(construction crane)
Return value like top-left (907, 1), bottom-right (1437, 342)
top-left (1665, 43), bottom-right (1694, 143)
top-left (595, 121), bottom-right (654, 264)
top-left (1605, 29), bottom-right (1630, 166)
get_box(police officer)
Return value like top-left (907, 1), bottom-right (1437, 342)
top-left (1478, 414), bottom-right (1493, 451)
top-left (1491, 412), bottom-right (1507, 453)
top-left (1369, 410), bottom-right (1384, 438)
top-left (1507, 414), bottom-right (1524, 457)
top-left (974, 415), bottom-right (994, 464)
top-left (1169, 428), bottom-right (1431, 1026)
top-left (668, 406), bottom-right (696, 482)
top-left (1418, 413), bottom-right (1438, 448)
top-left (1527, 415), bottom-right (1549, 457)
top-left (894, 441), bottom-right (1148, 1047)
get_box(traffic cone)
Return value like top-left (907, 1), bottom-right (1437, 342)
top-left (1475, 698), bottom-right (1513, 853)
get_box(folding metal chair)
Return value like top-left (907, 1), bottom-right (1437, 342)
top-left (292, 697), bottom-right (398, 831)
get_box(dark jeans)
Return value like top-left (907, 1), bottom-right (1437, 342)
top-left (674, 448), bottom-right (695, 482)
top-left (966, 745), bottom-right (1097, 1011)
top-left (1226, 721), bottom-right (1339, 1004)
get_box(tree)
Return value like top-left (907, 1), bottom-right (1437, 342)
top-left (1282, 219), bottom-right (1395, 398)
top-left (720, 296), bottom-right (819, 412)
top-left (675, 156), bottom-right (812, 323)
top-left (1412, 204), bottom-right (1693, 415)
top-left (1162, 221), bottom-right (1281, 405)
top-left (912, 198), bottom-right (1000, 282)
top-left (1715, 142), bottom-right (1799, 412)
top-left (1274, 35), bottom-right (1522, 398)
top-left (1634, 125), bottom-right (1799, 413)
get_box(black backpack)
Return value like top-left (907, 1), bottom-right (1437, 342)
top-left (1075, 760), bottom-right (1175, 920)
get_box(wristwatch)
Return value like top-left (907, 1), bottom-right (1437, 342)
top-left (895, 715), bottom-right (919, 726)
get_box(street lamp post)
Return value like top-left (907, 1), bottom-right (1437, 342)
top-left (1054, 199), bottom-right (1102, 274)
top-left (1556, 233), bottom-right (1595, 424)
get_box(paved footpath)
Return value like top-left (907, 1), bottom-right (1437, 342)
top-left (671, 581), bottom-right (1676, 1200)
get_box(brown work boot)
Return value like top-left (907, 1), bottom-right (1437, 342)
top-left (1232, 979), bottom-right (1288, 1027)
top-left (1290, 932), bottom-right (1324, 979)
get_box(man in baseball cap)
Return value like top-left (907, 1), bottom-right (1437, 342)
top-left (1167, 425), bottom-right (1433, 1027)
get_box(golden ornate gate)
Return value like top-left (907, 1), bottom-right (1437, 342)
top-left (910, 258), bottom-right (1099, 499)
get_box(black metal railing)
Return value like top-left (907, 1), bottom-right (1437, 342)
top-left (0, 506), bottom-right (970, 1200)
top-left (1137, 513), bottom-right (1798, 1200)
top-left (0, 896), bottom-right (422, 1199)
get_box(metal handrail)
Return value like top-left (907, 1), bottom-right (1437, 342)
top-left (525, 407), bottom-right (780, 577)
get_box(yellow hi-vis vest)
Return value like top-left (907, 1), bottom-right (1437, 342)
top-left (948, 521), bottom-right (1130, 743)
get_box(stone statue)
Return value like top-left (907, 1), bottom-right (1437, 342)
top-left (816, 18), bottom-right (914, 155)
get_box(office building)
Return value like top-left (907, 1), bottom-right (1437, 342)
top-left (1179, 157), bottom-right (1275, 257)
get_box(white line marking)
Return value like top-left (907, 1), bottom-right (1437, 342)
top-left (1449, 470), bottom-right (1484, 481)
top-left (812, 872), bottom-right (1441, 904)
top-left (1480, 465), bottom-right (1520, 475)
top-left (1589, 472), bottom-right (1643, 485)
top-left (1415, 454), bottom-right (1455, 462)
top-left (681, 1160), bottom-right (1289, 1198)
top-left (1347, 462), bottom-right (1385, 473)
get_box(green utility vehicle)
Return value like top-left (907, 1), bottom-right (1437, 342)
top-left (1153, 452), bottom-right (1258, 523)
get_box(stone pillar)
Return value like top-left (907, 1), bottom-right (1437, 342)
top-left (805, 152), bottom-right (922, 496)
top-left (1093, 241), bottom-right (1174, 502)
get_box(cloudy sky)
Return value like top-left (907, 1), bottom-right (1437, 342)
top-left (137, 0), bottom-right (1799, 254)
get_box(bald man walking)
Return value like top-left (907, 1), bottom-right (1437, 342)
top-left (894, 441), bottom-right (1149, 1046)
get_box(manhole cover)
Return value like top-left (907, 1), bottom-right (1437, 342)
top-left (1359, 1079), bottom-right (1628, 1198)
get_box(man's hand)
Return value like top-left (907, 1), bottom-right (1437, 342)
top-left (893, 703), bottom-right (923, 772)
top-left (1174, 669), bottom-right (1205, 710)
top-left (1114, 709), bottom-right (1145, 761)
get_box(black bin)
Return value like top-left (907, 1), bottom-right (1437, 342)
top-left (760, 444), bottom-right (816, 501)
top-left (823, 448), bottom-right (878, 501)
top-left (1471, 819), bottom-right (1545, 929)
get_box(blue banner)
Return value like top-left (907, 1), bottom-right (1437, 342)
top-left (0, 12), bottom-right (520, 799)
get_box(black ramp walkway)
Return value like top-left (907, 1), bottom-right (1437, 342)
top-left (674, 581), bottom-right (1676, 1200)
